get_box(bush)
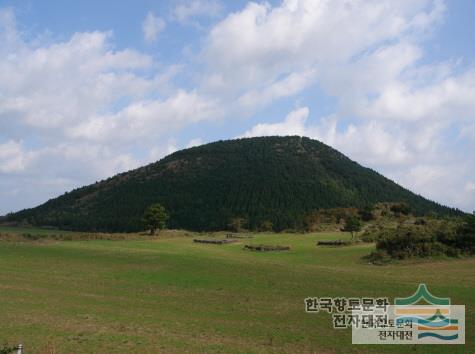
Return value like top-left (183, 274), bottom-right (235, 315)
top-left (368, 217), bottom-right (474, 262)
top-left (0, 344), bottom-right (17, 354)
top-left (360, 224), bottom-right (387, 243)
top-left (453, 215), bottom-right (475, 254)
top-left (390, 202), bottom-right (410, 216)
top-left (375, 226), bottom-right (439, 259)
top-left (358, 205), bottom-right (375, 221)
top-left (360, 233), bottom-right (376, 243)
top-left (364, 250), bottom-right (392, 265)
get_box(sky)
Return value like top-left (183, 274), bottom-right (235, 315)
top-left (0, 0), bottom-right (474, 215)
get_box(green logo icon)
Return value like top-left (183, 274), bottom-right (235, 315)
top-left (395, 284), bottom-right (450, 306)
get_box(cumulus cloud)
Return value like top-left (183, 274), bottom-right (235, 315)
top-left (237, 69), bottom-right (316, 110)
top-left (202, 0), bottom-right (443, 94)
top-left (0, 140), bottom-right (31, 173)
top-left (172, 0), bottom-right (222, 23)
top-left (186, 138), bottom-right (203, 148)
top-left (0, 30), bottom-right (153, 131)
top-left (241, 107), bottom-right (309, 137)
top-left (142, 11), bottom-right (166, 42)
top-left (0, 141), bottom-right (143, 214)
top-left (67, 90), bottom-right (219, 143)
top-left (0, 11), bottom-right (218, 143)
top-left (0, 8), bottom-right (218, 214)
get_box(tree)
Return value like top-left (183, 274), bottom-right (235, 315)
top-left (342, 216), bottom-right (362, 240)
top-left (143, 203), bottom-right (168, 235)
top-left (259, 220), bottom-right (274, 232)
top-left (228, 217), bottom-right (247, 233)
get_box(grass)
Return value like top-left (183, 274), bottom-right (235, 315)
top-left (0, 226), bottom-right (473, 353)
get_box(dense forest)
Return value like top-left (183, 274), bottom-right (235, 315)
top-left (5, 136), bottom-right (462, 232)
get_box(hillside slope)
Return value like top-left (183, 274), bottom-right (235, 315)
top-left (6, 136), bottom-right (460, 231)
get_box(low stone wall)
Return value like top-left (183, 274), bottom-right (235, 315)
top-left (193, 238), bottom-right (238, 244)
top-left (226, 233), bottom-right (254, 239)
top-left (243, 244), bottom-right (290, 252)
top-left (317, 240), bottom-right (352, 246)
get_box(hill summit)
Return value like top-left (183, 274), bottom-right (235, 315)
top-left (7, 136), bottom-right (459, 231)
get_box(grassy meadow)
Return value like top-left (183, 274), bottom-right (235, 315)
top-left (0, 226), bottom-right (473, 353)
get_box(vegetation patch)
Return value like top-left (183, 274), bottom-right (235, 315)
top-left (243, 244), bottom-right (290, 252)
top-left (0, 344), bottom-right (18, 354)
top-left (365, 215), bottom-right (475, 264)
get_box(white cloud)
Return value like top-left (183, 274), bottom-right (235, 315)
top-left (147, 140), bottom-right (180, 163)
top-left (202, 0), bottom-right (442, 95)
top-left (0, 14), bottom-right (219, 144)
top-left (0, 30), bottom-right (154, 130)
top-left (237, 69), bottom-right (316, 110)
top-left (0, 140), bottom-right (31, 173)
top-left (357, 69), bottom-right (475, 122)
top-left (242, 107), bottom-right (309, 137)
top-left (466, 182), bottom-right (475, 193)
top-left (142, 11), bottom-right (166, 42)
top-left (68, 90), bottom-right (219, 143)
top-left (0, 9), bottom-right (218, 214)
top-left (186, 138), bottom-right (203, 148)
top-left (172, 0), bottom-right (222, 23)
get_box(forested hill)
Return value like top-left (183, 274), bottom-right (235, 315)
top-left (6, 136), bottom-right (461, 232)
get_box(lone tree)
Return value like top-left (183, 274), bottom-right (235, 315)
top-left (143, 203), bottom-right (168, 235)
top-left (228, 217), bottom-right (247, 233)
top-left (342, 216), bottom-right (362, 240)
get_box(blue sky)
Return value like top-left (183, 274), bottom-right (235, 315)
top-left (0, 0), bottom-right (474, 214)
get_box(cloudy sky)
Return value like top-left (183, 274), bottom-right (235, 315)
top-left (0, 0), bottom-right (474, 215)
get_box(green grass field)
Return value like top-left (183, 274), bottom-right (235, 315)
top-left (0, 226), bottom-right (473, 353)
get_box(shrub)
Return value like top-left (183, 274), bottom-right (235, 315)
top-left (375, 225), bottom-right (448, 259)
top-left (369, 217), bottom-right (474, 262)
top-left (358, 205), bottom-right (375, 221)
top-left (364, 250), bottom-right (392, 265)
top-left (360, 224), bottom-right (387, 243)
top-left (454, 215), bottom-right (475, 254)
top-left (390, 202), bottom-right (410, 216)
top-left (0, 344), bottom-right (17, 354)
